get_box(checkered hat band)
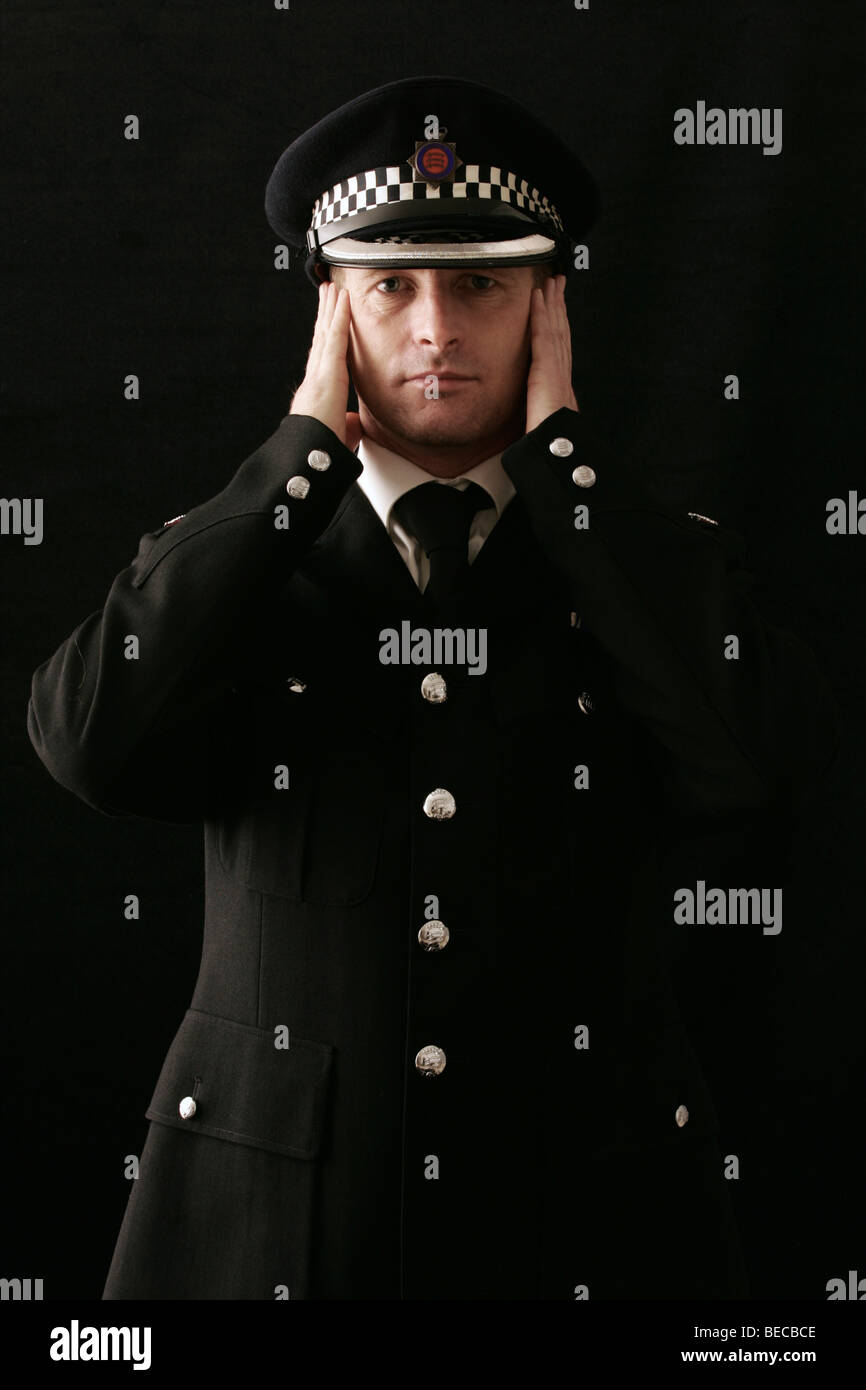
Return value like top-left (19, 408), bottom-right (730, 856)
top-left (310, 164), bottom-right (564, 235)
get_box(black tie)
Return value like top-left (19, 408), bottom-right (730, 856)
top-left (391, 480), bottom-right (494, 603)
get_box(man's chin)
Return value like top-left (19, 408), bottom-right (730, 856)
top-left (377, 405), bottom-right (507, 448)
top-left (398, 422), bottom-right (478, 446)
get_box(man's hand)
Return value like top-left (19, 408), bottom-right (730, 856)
top-left (525, 272), bottom-right (579, 433)
top-left (290, 281), bottom-right (362, 451)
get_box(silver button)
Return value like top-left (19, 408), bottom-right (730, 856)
top-left (569, 611), bottom-right (581, 628)
top-left (421, 672), bottom-right (447, 704)
top-left (178, 1096), bottom-right (197, 1120)
top-left (549, 436), bottom-right (574, 458)
top-left (577, 691), bottom-right (595, 715)
top-left (423, 788), bottom-right (456, 820)
top-left (675, 1104), bottom-right (689, 1128)
top-left (307, 449), bottom-right (331, 472)
top-left (286, 476), bottom-right (310, 499)
top-left (415, 1044), bottom-right (447, 1076)
top-left (418, 919), bottom-right (450, 951)
top-left (286, 677), bottom-right (306, 693)
top-left (572, 465), bottom-right (596, 488)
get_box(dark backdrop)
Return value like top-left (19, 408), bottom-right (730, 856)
top-left (3, 0), bottom-right (863, 1302)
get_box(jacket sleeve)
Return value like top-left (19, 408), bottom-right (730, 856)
top-left (501, 407), bottom-right (841, 834)
top-left (26, 412), bottom-right (362, 823)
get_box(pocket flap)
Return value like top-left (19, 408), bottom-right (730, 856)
top-left (145, 1008), bottom-right (333, 1159)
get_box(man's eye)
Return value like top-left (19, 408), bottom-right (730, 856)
top-left (373, 275), bottom-right (498, 294)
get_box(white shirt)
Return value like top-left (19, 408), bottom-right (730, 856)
top-left (354, 434), bottom-right (516, 592)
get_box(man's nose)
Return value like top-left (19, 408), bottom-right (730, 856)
top-left (410, 285), bottom-right (461, 351)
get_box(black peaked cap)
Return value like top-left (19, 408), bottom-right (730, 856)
top-left (264, 75), bottom-right (600, 285)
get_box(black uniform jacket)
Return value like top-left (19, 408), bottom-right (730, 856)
top-left (27, 407), bottom-right (839, 1300)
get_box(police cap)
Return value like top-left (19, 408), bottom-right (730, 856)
top-left (265, 75), bottom-right (599, 286)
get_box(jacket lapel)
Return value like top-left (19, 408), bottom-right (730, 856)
top-left (301, 482), bottom-right (424, 613)
top-left (282, 481), bottom-right (578, 739)
top-left (299, 481), bottom-right (569, 623)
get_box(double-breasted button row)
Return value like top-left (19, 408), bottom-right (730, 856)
top-left (286, 448), bottom-right (332, 499)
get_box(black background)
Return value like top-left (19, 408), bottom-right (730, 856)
top-left (2, 0), bottom-right (864, 1302)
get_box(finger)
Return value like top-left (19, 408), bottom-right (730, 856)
top-left (323, 286), bottom-right (351, 361)
top-left (326, 279), bottom-right (345, 334)
top-left (311, 281), bottom-right (330, 342)
top-left (306, 283), bottom-right (330, 362)
top-left (312, 281), bottom-right (340, 354)
top-left (530, 285), bottom-right (550, 349)
top-left (530, 284), bottom-right (547, 322)
top-left (322, 279), bottom-right (339, 332)
top-left (549, 276), bottom-right (570, 339)
top-left (543, 280), bottom-right (558, 316)
top-left (547, 273), bottom-right (565, 314)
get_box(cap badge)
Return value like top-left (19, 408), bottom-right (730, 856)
top-left (407, 138), bottom-right (464, 188)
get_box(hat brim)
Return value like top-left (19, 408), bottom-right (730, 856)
top-left (315, 230), bottom-right (559, 270)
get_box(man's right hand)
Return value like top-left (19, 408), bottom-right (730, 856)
top-left (289, 281), bottom-right (362, 452)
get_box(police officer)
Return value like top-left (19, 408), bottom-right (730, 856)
top-left (27, 75), bottom-right (838, 1300)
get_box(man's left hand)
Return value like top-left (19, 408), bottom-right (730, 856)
top-left (525, 272), bottom-right (579, 433)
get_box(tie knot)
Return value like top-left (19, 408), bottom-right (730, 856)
top-left (391, 480), bottom-right (493, 559)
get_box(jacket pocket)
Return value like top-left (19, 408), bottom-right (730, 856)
top-left (145, 1008), bottom-right (333, 1157)
top-left (103, 1009), bottom-right (335, 1298)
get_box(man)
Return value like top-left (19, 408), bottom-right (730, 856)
top-left (27, 75), bottom-right (838, 1300)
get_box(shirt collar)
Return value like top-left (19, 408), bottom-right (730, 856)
top-left (355, 433), bottom-right (516, 532)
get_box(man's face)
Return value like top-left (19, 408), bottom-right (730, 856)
top-left (332, 265), bottom-right (542, 454)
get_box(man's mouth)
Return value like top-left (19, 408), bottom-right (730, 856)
top-left (406, 373), bottom-right (475, 382)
